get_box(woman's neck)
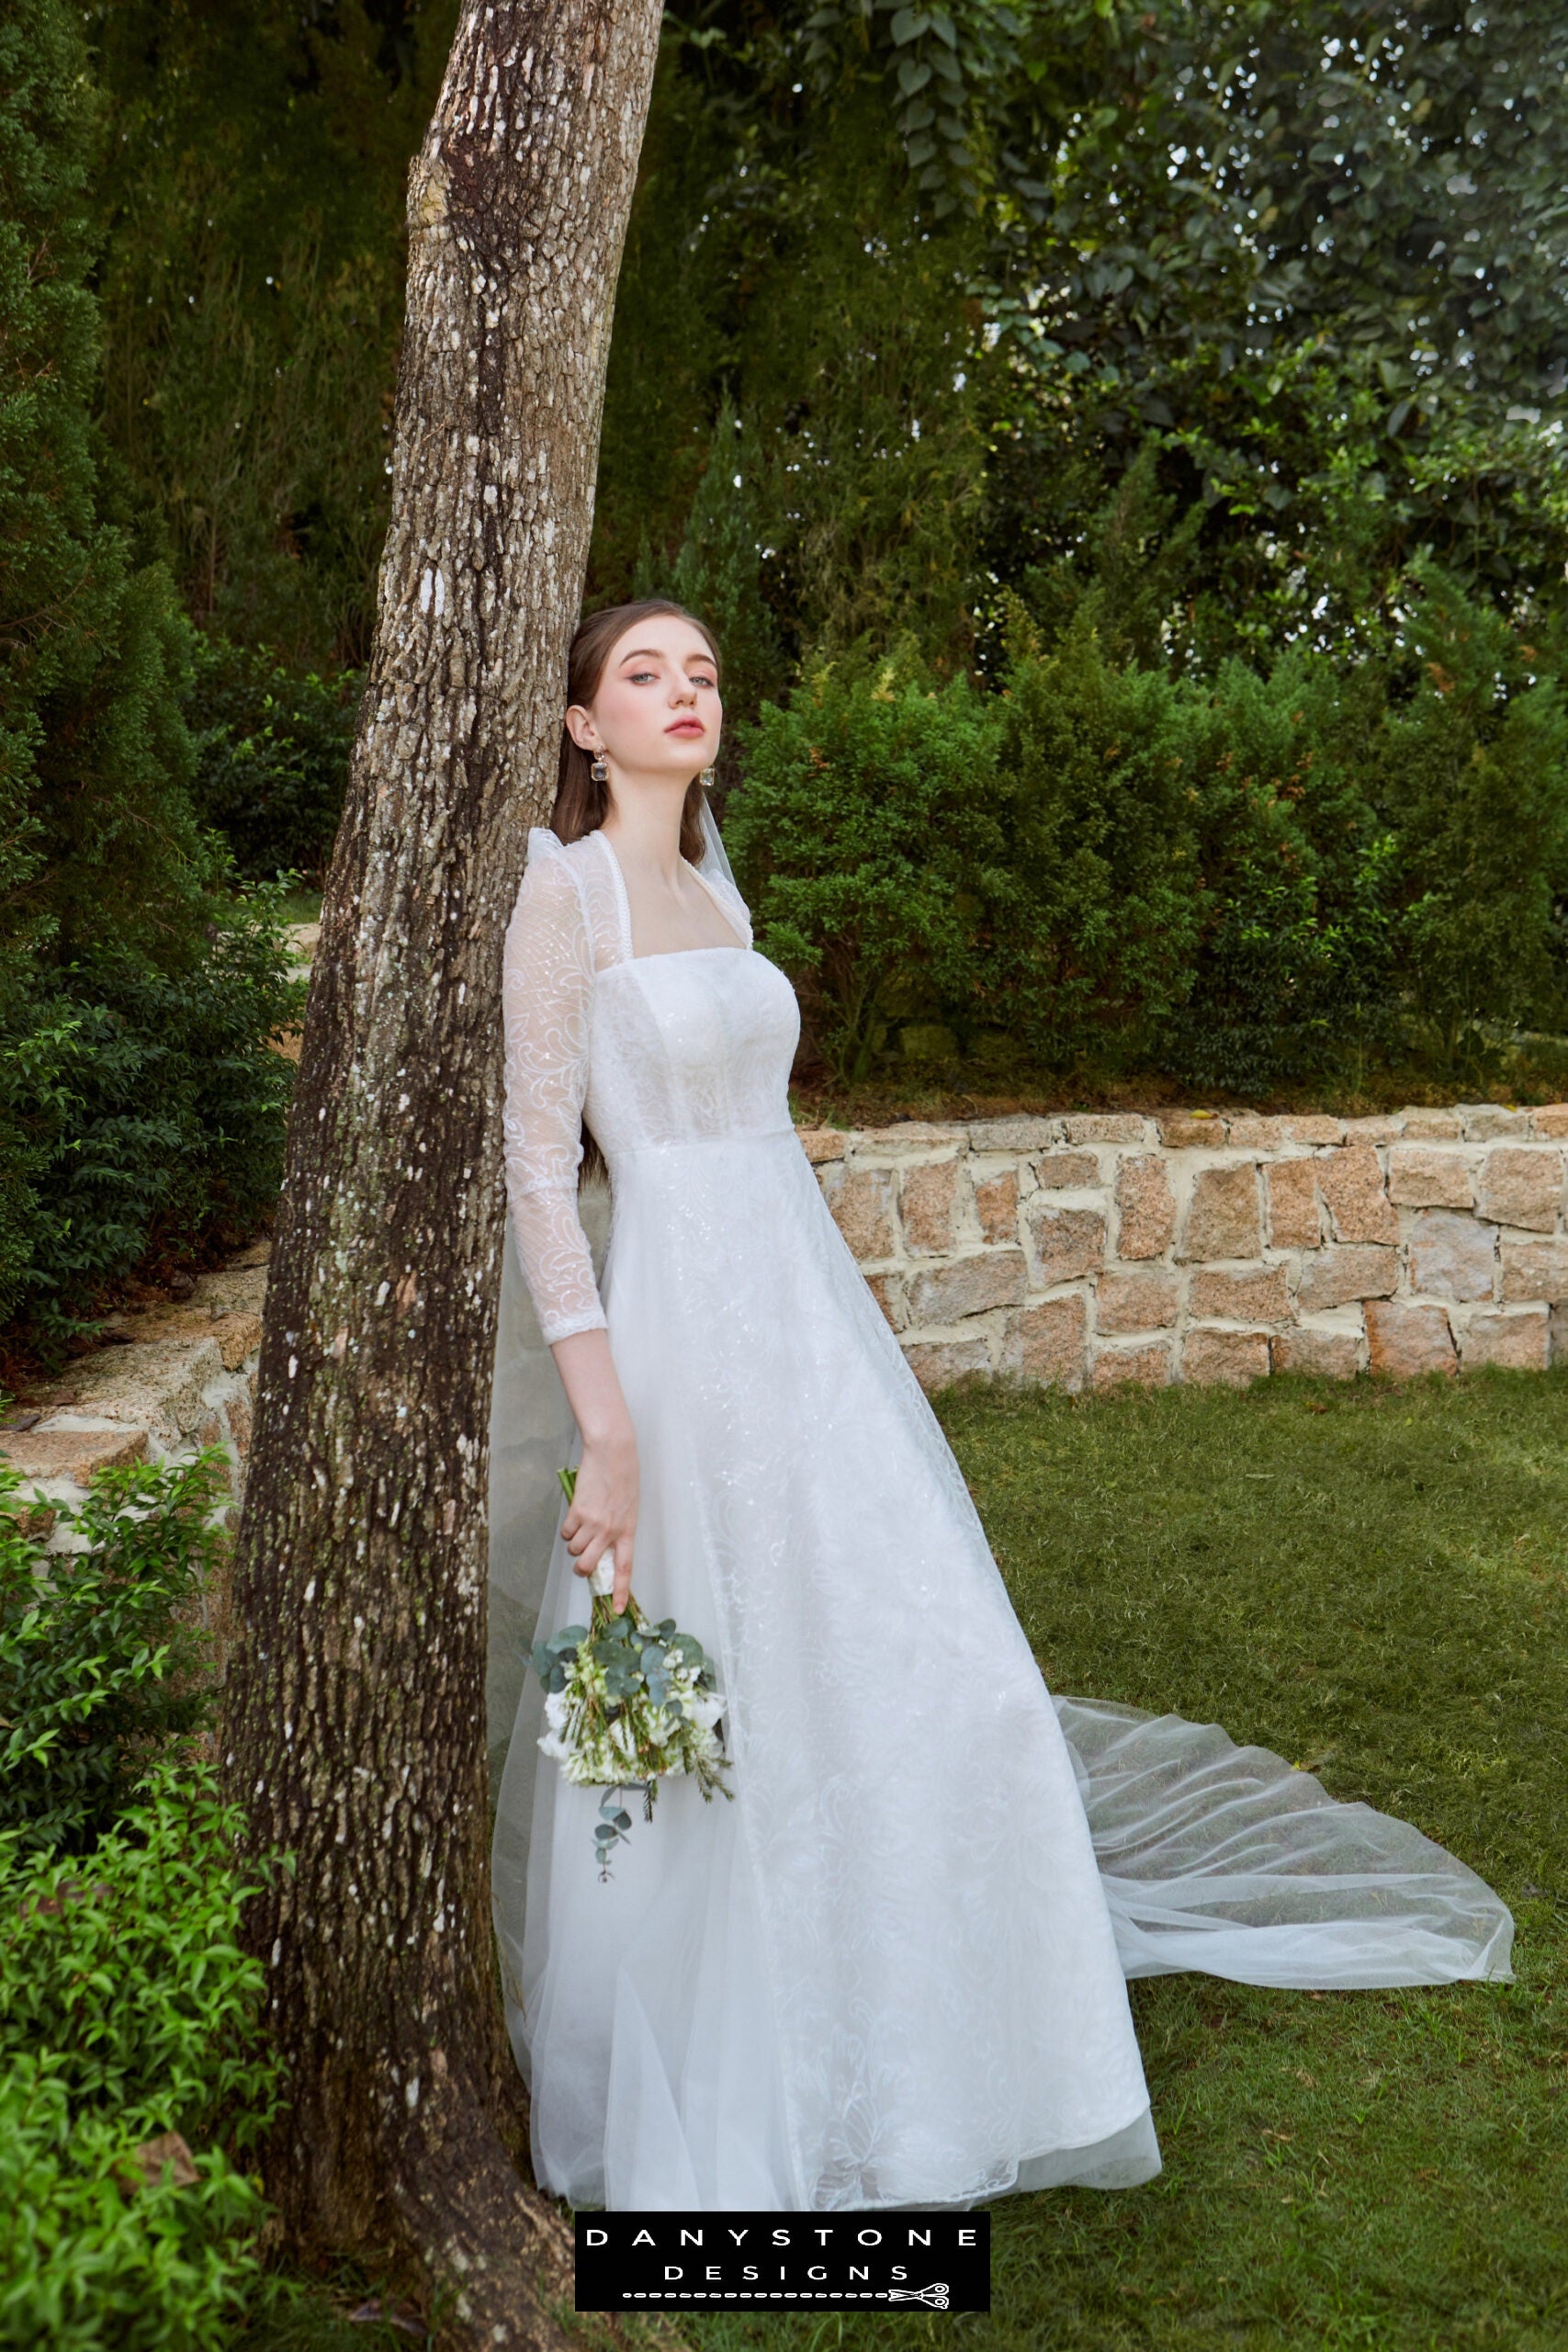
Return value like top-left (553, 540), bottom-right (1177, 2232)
top-left (599, 776), bottom-right (689, 887)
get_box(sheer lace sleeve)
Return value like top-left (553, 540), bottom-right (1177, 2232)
top-left (501, 832), bottom-right (607, 1345)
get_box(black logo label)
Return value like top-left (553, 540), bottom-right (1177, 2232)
top-left (574, 2211), bottom-right (991, 2312)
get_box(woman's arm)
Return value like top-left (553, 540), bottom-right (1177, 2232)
top-left (550, 1329), bottom-right (637, 1613)
top-left (501, 841), bottom-right (638, 1614)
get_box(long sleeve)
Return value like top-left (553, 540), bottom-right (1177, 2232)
top-left (500, 842), bottom-right (607, 1344)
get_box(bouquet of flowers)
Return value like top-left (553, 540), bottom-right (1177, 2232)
top-left (529, 1466), bottom-right (734, 1878)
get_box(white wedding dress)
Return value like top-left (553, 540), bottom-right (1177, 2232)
top-left (488, 818), bottom-right (1512, 2216)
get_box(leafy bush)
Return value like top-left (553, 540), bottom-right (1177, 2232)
top-left (0, 1456), bottom-right (228, 1856)
top-left (728, 648), bottom-right (1006, 1080)
top-left (1161, 658), bottom-right (1398, 1094)
top-left (981, 614), bottom-right (1201, 1067)
top-left (0, 1758), bottom-right (279, 2352)
top-left (0, 897), bottom-right (300, 1342)
top-left (730, 573), bottom-right (1568, 1095)
top-left (1377, 575), bottom-right (1568, 1066)
top-left (186, 636), bottom-right (361, 883)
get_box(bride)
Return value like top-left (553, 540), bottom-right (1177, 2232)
top-left (487, 597), bottom-right (1512, 2216)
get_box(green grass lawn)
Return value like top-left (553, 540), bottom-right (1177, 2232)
top-left (682, 1366), bottom-right (1568, 2352)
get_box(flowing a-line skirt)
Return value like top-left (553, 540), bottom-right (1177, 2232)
top-left (489, 1134), bottom-right (1512, 2213)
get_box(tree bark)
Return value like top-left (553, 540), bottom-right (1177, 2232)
top-left (220, 5), bottom-right (663, 2340)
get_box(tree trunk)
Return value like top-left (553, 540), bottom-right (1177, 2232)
top-left (220, 5), bottom-right (662, 2339)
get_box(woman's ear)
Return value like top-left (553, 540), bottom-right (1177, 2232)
top-left (563, 703), bottom-right (598, 752)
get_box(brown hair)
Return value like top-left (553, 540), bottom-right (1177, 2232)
top-left (553, 598), bottom-right (722, 1193)
top-left (551, 597), bottom-right (721, 864)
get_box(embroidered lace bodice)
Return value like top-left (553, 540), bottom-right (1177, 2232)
top-left (501, 824), bottom-right (793, 1343)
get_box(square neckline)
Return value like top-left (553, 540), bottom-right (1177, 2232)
top-left (593, 826), bottom-right (748, 964)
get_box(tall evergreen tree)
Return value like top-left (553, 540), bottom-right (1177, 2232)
top-left (0, 0), bottom-right (290, 1338)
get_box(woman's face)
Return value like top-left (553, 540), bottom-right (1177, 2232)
top-left (566, 614), bottom-right (722, 785)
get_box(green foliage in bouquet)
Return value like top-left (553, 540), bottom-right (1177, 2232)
top-left (532, 1468), bottom-right (733, 1877)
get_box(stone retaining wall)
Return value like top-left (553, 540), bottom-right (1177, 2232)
top-left (796, 1103), bottom-right (1568, 1392)
top-left (0, 1250), bottom-right (266, 1670)
top-left (6, 1100), bottom-right (1565, 1566)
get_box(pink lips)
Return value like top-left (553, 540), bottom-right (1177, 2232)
top-left (666, 720), bottom-right (705, 737)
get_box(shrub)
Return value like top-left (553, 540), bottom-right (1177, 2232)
top-left (1163, 657), bottom-right (1398, 1094)
top-left (1377, 572), bottom-right (1568, 1067)
top-left (728, 648), bottom-right (1006, 1080)
top-left (0, 1759), bottom-right (279, 2352)
top-left (186, 636), bottom-right (361, 884)
top-left (982, 615), bottom-right (1201, 1067)
top-left (0, 1455), bottom-right (229, 1857)
top-left (0, 894), bottom-right (300, 1343)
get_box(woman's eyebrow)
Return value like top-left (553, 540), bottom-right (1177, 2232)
top-left (615, 646), bottom-right (718, 667)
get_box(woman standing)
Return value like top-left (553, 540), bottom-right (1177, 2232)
top-left (489, 599), bottom-right (1510, 2214)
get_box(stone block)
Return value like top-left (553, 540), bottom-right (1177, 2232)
top-left (1266, 1158), bottom-right (1321, 1250)
top-left (1182, 1329), bottom-right (1270, 1387)
top-left (856, 1122), bottom-right (967, 1153)
top-left (1155, 1113), bottom-right (1226, 1148)
top-left (1096, 1271), bottom-right (1179, 1334)
top-left (1000, 1296), bottom-right (1087, 1389)
top-left (796, 1126), bottom-right (847, 1166)
top-left (902, 1336), bottom-right (992, 1392)
top-left (1034, 1150), bottom-right (1100, 1191)
top-left (1478, 1146), bottom-right (1562, 1233)
top-left (1460, 1104), bottom-right (1531, 1140)
top-left (901, 1159), bottom-right (960, 1255)
top-left (864, 1272), bottom-right (908, 1332)
top-left (213, 1312), bottom-right (264, 1372)
top-left (1400, 1108), bottom-right (1463, 1140)
top-left (1115, 1156), bottom-right (1176, 1259)
top-left (1530, 1104), bottom-right (1568, 1140)
top-left (193, 1264), bottom-right (267, 1317)
top-left (70, 1337), bottom-right (226, 1442)
top-left (226, 1386), bottom-right (254, 1457)
top-left (1277, 1115), bottom-right (1346, 1146)
top-left (1296, 1246), bottom-right (1398, 1312)
top-left (907, 1250), bottom-right (1028, 1324)
top-left (1225, 1116), bottom-right (1284, 1151)
top-left (966, 1116), bottom-right (1057, 1151)
top-left (1551, 1305), bottom-right (1568, 1365)
top-left (1063, 1114), bottom-right (1146, 1144)
top-left (1179, 1163), bottom-right (1261, 1261)
top-left (822, 1165), bottom-right (896, 1260)
top-left (1461, 1310), bottom-right (1548, 1372)
top-left (1026, 1205), bottom-right (1107, 1287)
top-left (1341, 1116), bottom-right (1403, 1144)
top-left (1387, 1147), bottom-right (1473, 1209)
top-left (1315, 1145), bottom-right (1399, 1244)
top-left (1407, 1210), bottom-right (1495, 1302)
top-left (973, 1170), bottom-right (1019, 1243)
top-left (1091, 1340), bottom-right (1171, 1390)
top-left (1365, 1299), bottom-right (1456, 1378)
top-left (1271, 1327), bottom-right (1361, 1380)
top-left (1189, 1264), bottom-right (1291, 1322)
top-left (0, 1426), bottom-right (151, 1484)
top-left (1501, 1240), bottom-right (1568, 1303)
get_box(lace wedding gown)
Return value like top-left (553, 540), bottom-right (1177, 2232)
top-left (488, 820), bottom-right (1512, 2215)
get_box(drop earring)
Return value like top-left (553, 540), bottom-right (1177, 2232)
top-left (699, 765), bottom-right (716, 790)
top-left (590, 750), bottom-right (608, 785)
